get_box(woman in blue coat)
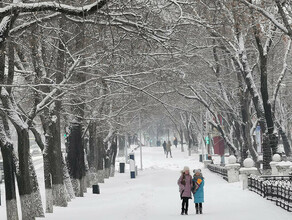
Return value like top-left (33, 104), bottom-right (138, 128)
top-left (192, 169), bottom-right (204, 214)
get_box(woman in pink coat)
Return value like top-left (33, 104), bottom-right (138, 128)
top-left (177, 166), bottom-right (193, 215)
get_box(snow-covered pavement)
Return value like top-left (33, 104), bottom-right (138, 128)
top-left (1, 147), bottom-right (292, 220)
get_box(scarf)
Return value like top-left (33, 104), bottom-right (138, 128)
top-left (192, 175), bottom-right (204, 194)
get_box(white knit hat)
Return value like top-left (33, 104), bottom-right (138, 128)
top-left (193, 169), bottom-right (201, 174)
top-left (182, 166), bottom-right (190, 172)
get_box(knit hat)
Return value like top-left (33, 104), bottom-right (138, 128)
top-left (182, 166), bottom-right (190, 173)
top-left (193, 169), bottom-right (201, 174)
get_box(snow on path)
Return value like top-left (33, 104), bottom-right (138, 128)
top-left (1, 147), bottom-right (292, 220)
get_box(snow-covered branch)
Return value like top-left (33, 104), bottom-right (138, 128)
top-left (0, 1), bottom-right (108, 18)
top-left (239, 0), bottom-right (289, 35)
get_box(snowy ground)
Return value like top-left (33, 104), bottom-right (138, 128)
top-left (1, 147), bottom-right (291, 220)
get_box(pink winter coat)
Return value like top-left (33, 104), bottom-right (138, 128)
top-left (177, 173), bottom-right (193, 199)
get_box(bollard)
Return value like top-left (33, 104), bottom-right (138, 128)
top-left (92, 184), bottom-right (100, 194)
top-left (130, 159), bottom-right (136, 178)
top-left (129, 153), bottom-right (135, 161)
top-left (119, 162), bottom-right (125, 173)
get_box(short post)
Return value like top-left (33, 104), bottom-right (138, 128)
top-left (129, 153), bottom-right (135, 161)
top-left (225, 155), bottom-right (240, 183)
top-left (129, 152), bottom-right (136, 179)
top-left (92, 184), bottom-right (100, 194)
top-left (119, 162), bottom-right (125, 173)
top-left (203, 160), bottom-right (212, 168)
top-left (239, 158), bottom-right (259, 190)
top-left (270, 154), bottom-right (281, 175)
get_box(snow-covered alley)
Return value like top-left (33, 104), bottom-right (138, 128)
top-left (1, 147), bottom-right (291, 220)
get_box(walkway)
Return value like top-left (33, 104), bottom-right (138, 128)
top-left (1, 147), bottom-right (291, 220)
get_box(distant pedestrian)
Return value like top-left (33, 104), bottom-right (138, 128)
top-left (177, 166), bottom-right (193, 215)
top-left (166, 141), bottom-right (172, 158)
top-left (192, 169), bottom-right (205, 214)
top-left (173, 137), bottom-right (178, 148)
top-left (162, 141), bottom-right (167, 154)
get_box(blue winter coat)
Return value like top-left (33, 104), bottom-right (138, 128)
top-left (193, 178), bottom-right (204, 203)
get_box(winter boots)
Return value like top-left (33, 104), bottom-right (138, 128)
top-left (181, 208), bottom-right (189, 215)
top-left (199, 207), bottom-right (203, 214)
top-left (195, 206), bottom-right (203, 214)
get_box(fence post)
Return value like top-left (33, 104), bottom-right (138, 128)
top-left (276, 161), bottom-right (292, 175)
top-left (225, 155), bottom-right (240, 183)
top-left (239, 158), bottom-right (259, 190)
top-left (270, 154), bottom-right (281, 175)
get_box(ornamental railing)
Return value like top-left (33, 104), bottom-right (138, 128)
top-left (207, 164), bottom-right (228, 181)
top-left (248, 175), bottom-right (292, 212)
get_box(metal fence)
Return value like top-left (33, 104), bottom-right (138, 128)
top-left (207, 164), bottom-right (228, 181)
top-left (248, 175), bottom-right (292, 212)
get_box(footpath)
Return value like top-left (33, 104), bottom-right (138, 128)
top-left (1, 148), bottom-right (291, 220)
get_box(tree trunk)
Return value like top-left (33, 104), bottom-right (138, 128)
top-left (88, 121), bottom-right (98, 171)
top-left (277, 123), bottom-right (291, 157)
top-left (67, 122), bottom-right (85, 197)
top-left (62, 157), bottom-right (75, 201)
top-left (16, 128), bottom-right (44, 220)
top-left (97, 136), bottom-right (105, 183)
top-left (252, 18), bottom-right (277, 169)
top-left (179, 126), bottom-right (184, 152)
top-left (118, 135), bottom-right (125, 157)
top-left (48, 15), bottom-right (68, 207)
top-left (1, 142), bottom-right (19, 220)
top-left (47, 116), bottom-right (68, 207)
top-left (43, 136), bottom-right (53, 213)
top-left (110, 137), bottom-right (118, 177)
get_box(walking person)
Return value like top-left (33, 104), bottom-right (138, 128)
top-left (162, 141), bottom-right (167, 155)
top-left (192, 169), bottom-right (205, 214)
top-left (177, 166), bottom-right (193, 215)
top-left (166, 140), bottom-right (172, 158)
top-left (173, 137), bottom-right (178, 148)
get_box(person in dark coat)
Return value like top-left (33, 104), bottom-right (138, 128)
top-left (192, 169), bottom-right (205, 214)
top-left (173, 137), bottom-right (178, 148)
top-left (177, 166), bottom-right (193, 215)
top-left (162, 141), bottom-right (167, 154)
